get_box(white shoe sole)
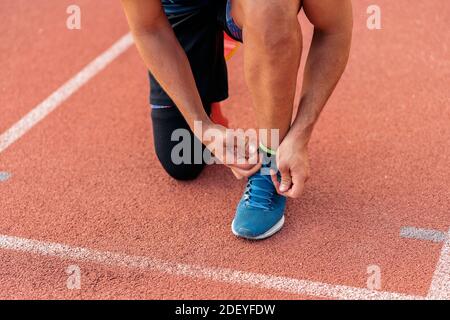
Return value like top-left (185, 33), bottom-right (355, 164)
top-left (231, 215), bottom-right (285, 240)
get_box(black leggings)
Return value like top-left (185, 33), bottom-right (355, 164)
top-left (151, 105), bottom-right (211, 181)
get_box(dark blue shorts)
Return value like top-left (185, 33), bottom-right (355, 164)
top-left (149, 0), bottom-right (242, 108)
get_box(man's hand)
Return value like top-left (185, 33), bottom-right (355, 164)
top-left (201, 122), bottom-right (262, 179)
top-left (267, 0), bottom-right (352, 198)
top-left (270, 133), bottom-right (310, 198)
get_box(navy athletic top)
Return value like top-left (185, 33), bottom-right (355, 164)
top-left (162, 0), bottom-right (209, 14)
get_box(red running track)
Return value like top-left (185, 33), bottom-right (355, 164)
top-left (0, 0), bottom-right (449, 299)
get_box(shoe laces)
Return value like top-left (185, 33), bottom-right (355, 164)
top-left (244, 173), bottom-right (276, 210)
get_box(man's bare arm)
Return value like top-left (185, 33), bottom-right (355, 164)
top-left (121, 0), bottom-right (260, 175)
top-left (121, 0), bottom-right (210, 129)
top-left (272, 0), bottom-right (352, 197)
top-left (290, 0), bottom-right (353, 145)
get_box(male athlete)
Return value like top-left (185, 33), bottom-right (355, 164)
top-left (121, 0), bottom-right (353, 240)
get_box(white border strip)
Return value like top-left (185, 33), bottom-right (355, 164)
top-left (0, 234), bottom-right (423, 300)
top-left (0, 33), bottom-right (133, 154)
top-left (400, 226), bottom-right (446, 243)
top-left (0, 171), bottom-right (12, 182)
top-left (427, 228), bottom-right (450, 299)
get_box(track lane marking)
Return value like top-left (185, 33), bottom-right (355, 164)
top-left (427, 228), bottom-right (450, 299)
top-left (0, 172), bottom-right (11, 182)
top-left (400, 226), bottom-right (447, 243)
top-left (0, 33), bottom-right (133, 154)
top-left (0, 234), bottom-right (423, 300)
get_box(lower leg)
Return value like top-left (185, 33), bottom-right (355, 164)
top-left (232, 0), bottom-right (303, 150)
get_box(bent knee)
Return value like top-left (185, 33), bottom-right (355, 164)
top-left (240, 0), bottom-right (300, 26)
top-left (239, 0), bottom-right (301, 47)
top-left (158, 159), bottom-right (205, 181)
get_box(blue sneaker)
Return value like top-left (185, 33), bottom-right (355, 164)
top-left (232, 165), bottom-right (286, 240)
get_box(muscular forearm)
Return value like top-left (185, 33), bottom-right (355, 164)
top-left (131, 22), bottom-right (211, 130)
top-left (290, 30), bottom-right (352, 147)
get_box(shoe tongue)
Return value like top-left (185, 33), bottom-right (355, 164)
top-left (247, 150), bottom-right (278, 198)
top-left (258, 151), bottom-right (278, 181)
top-left (249, 165), bottom-right (276, 195)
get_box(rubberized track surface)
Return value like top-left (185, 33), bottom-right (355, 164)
top-left (0, 0), bottom-right (449, 299)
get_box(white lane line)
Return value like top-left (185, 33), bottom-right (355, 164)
top-left (427, 228), bottom-right (450, 300)
top-left (0, 172), bottom-right (11, 182)
top-left (0, 33), bottom-right (133, 154)
top-left (400, 226), bottom-right (447, 243)
top-left (0, 234), bottom-right (423, 300)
